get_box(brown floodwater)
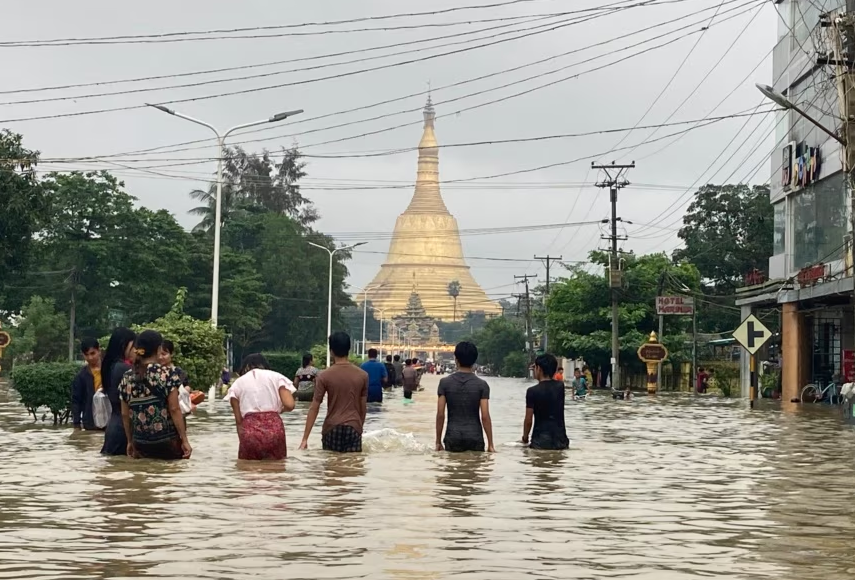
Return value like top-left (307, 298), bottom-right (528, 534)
top-left (2, 375), bottom-right (855, 579)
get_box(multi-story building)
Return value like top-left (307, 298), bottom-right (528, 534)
top-left (737, 0), bottom-right (853, 400)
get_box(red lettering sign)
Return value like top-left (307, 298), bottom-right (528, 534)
top-left (844, 350), bottom-right (855, 383)
top-left (744, 269), bottom-right (766, 286)
top-left (797, 263), bottom-right (827, 287)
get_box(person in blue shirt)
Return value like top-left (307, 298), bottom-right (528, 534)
top-left (360, 348), bottom-right (388, 403)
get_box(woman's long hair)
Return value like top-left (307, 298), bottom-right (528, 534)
top-left (133, 330), bottom-right (164, 379)
top-left (102, 327), bottom-right (136, 385)
top-left (302, 353), bottom-right (313, 368)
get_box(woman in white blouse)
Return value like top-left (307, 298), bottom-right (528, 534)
top-left (224, 354), bottom-right (296, 460)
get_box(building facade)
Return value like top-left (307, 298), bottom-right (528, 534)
top-left (738, 0), bottom-right (854, 400)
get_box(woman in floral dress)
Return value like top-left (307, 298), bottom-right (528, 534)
top-left (120, 330), bottom-right (192, 460)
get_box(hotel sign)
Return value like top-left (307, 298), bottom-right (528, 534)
top-left (656, 295), bottom-right (694, 315)
top-left (783, 141), bottom-right (821, 189)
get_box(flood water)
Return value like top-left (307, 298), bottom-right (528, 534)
top-left (2, 375), bottom-right (855, 579)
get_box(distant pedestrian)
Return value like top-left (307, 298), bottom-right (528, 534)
top-left (384, 355), bottom-right (397, 390)
top-left (554, 367), bottom-right (564, 382)
top-left (224, 353), bottom-right (296, 460)
top-left (697, 367), bottom-right (709, 394)
top-left (160, 340), bottom-right (194, 415)
top-left (71, 338), bottom-right (102, 431)
top-left (100, 328), bottom-right (136, 455)
top-left (120, 330), bottom-right (192, 460)
top-left (392, 354), bottom-right (404, 387)
top-left (571, 368), bottom-right (588, 400)
top-left (294, 353), bottom-right (319, 402)
top-left (435, 341), bottom-right (495, 453)
top-left (299, 332), bottom-right (368, 453)
top-left (522, 354), bottom-right (569, 450)
top-left (402, 358), bottom-right (419, 400)
top-left (361, 348), bottom-right (388, 403)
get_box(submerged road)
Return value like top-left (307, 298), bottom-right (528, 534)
top-left (1, 375), bottom-right (854, 579)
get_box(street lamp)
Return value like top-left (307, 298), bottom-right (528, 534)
top-left (352, 283), bottom-right (388, 359)
top-left (755, 84), bottom-right (845, 145)
top-left (147, 103), bottom-right (304, 327)
top-left (308, 241), bottom-right (367, 367)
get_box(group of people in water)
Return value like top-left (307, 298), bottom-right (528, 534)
top-left (69, 325), bottom-right (586, 462)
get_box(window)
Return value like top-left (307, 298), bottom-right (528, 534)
top-left (792, 172), bottom-right (847, 268)
top-left (773, 202), bottom-right (786, 256)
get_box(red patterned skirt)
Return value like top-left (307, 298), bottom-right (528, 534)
top-left (238, 411), bottom-right (287, 460)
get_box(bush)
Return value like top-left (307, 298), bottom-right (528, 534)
top-left (262, 351), bottom-right (303, 378)
top-left (501, 351), bottom-right (529, 378)
top-left (11, 362), bottom-right (80, 424)
top-left (707, 363), bottom-right (739, 397)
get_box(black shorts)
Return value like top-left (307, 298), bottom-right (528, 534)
top-left (444, 438), bottom-right (485, 453)
top-left (322, 425), bottom-right (363, 453)
top-left (403, 389), bottom-right (413, 399)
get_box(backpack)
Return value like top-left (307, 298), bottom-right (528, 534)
top-left (93, 388), bottom-right (111, 429)
top-left (384, 363), bottom-right (396, 386)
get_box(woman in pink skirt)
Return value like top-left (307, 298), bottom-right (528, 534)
top-left (224, 354), bottom-right (296, 460)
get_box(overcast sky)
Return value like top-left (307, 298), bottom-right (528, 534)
top-left (1, 0), bottom-right (775, 303)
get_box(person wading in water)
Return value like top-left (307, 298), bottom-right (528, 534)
top-left (71, 338), bottom-right (102, 431)
top-left (293, 353), bottom-right (319, 402)
top-left (120, 330), bottom-right (192, 460)
top-left (522, 354), bottom-right (570, 450)
top-left (402, 358), bottom-right (419, 401)
top-left (299, 332), bottom-right (368, 453)
top-left (225, 353), bottom-right (296, 460)
top-left (435, 341), bottom-right (495, 453)
top-left (100, 328), bottom-right (136, 455)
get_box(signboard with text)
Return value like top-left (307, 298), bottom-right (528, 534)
top-left (844, 350), bottom-right (855, 383)
top-left (656, 295), bottom-right (694, 315)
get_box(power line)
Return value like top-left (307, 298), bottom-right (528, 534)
top-left (0, 0), bottom-right (760, 126)
top-left (0, 0), bottom-right (589, 46)
top-left (36, 0), bottom-right (752, 161)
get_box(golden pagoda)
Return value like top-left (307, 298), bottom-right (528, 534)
top-left (365, 97), bottom-right (501, 321)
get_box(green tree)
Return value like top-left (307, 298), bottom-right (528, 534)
top-left (547, 251), bottom-right (700, 383)
top-left (674, 183), bottom-right (772, 288)
top-left (189, 146), bottom-right (316, 231)
top-left (36, 171), bottom-right (189, 338)
top-left (0, 130), bottom-right (46, 298)
top-left (9, 296), bottom-right (68, 363)
top-left (469, 317), bottom-right (526, 369)
top-left (447, 280), bottom-right (461, 322)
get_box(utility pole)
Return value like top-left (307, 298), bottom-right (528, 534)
top-left (514, 274), bottom-right (536, 366)
top-left (534, 255), bottom-right (561, 352)
top-left (67, 268), bottom-right (76, 362)
top-left (592, 161), bottom-right (635, 390)
top-left (656, 272), bottom-right (666, 389)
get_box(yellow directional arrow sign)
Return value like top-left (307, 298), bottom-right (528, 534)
top-left (732, 314), bottom-right (771, 355)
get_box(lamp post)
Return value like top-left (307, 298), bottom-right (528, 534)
top-left (147, 103), bottom-right (303, 327)
top-left (353, 283), bottom-right (388, 359)
top-left (378, 308), bottom-right (388, 359)
top-left (308, 241), bottom-right (367, 367)
top-left (755, 84), bottom-right (845, 145)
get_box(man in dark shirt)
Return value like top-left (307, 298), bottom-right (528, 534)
top-left (436, 341), bottom-right (495, 453)
top-left (522, 353), bottom-right (569, 450)
top-left (71, 338), bottom-right (102, 430)
top-left (392, 354), bottom-right (404, 387)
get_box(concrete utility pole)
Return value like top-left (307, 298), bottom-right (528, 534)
top-left (534, 255), bottom-right (561, 352)
top-left (592, 161), bottom-right (635, 390)
top-left (514, 274), bottom-right (537, 365)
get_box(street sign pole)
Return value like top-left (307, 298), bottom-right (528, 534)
top-left (733, 314), bottom-right (772, 406)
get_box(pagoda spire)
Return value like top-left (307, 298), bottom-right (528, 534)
top-left (404, 96), bottom-right (448, 214)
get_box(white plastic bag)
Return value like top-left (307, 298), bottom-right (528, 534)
top-left (93, 388), bottom-right (111, 429)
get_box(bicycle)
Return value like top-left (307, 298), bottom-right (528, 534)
top-left (800, 381), bottom-right (842, 404)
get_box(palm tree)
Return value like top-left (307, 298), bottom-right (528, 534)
top-left (447, 280), bottom-right (461, 322)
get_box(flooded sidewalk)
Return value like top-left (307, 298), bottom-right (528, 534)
top-left (2, 377), bottom-right (855, 579)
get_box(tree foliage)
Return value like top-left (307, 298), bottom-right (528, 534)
top-left (469, 317), bottom-right (526, 369)
top-left (547, 251), bottom-right (701, 380)
top-left (674, 184), bottom-right (772, 289)
top-left (10, 296), bottom-right (68, 363)
top-left (0, 130), bottom-right (46, 294)
top-left (189, 146), bottom-right (316, 232)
